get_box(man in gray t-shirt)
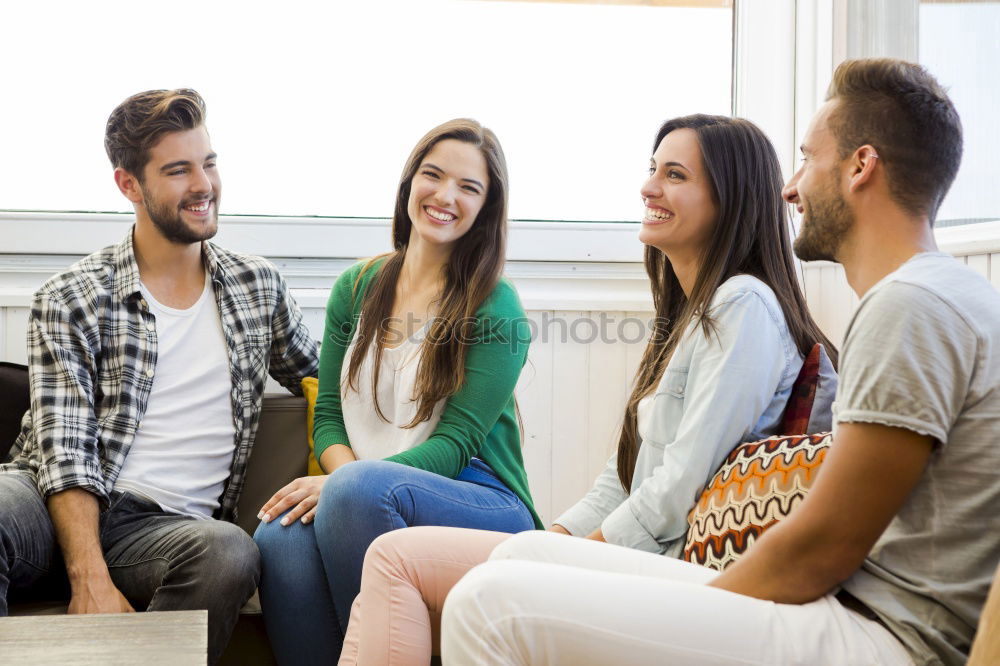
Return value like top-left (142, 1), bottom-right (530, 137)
top-left (705, 59), bottom-right (999, 666)
top-left (837, 252), bottom-right (1000, 664)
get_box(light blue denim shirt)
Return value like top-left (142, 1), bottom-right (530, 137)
top-left (555, 275), bottom-right (805, 554)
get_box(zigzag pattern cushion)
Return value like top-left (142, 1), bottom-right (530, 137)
top-left (682, 431), bottom-right (832, 571)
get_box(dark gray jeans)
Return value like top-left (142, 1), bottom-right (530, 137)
top-left (0, 472), bottom-right (260, 664)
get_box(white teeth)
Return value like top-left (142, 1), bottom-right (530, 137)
top-left (426, 207), bottom-right (455, 222)
top-left (644, 208), bottom-right (674, 221)
top-left (185, 201), bottom-right (210, 212)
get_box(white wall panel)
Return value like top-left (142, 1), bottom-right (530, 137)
top-left (992, 254), bottom-right (1000, 290)
top-left (803, 263), bottom-right (858, 347)
top-left (583, 314), bottom-right (630, 518)
top-left (4, 308), bottom-right (29, 365)
top-left (548, 312), bottom-right (591, 525)
top-left (967, 254), bottom-right (989, 279)
top-left (516, 311), bottom-right (556, 524)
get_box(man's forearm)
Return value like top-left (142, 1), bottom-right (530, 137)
top-left (708, 517), bottom-right (854, 603)
top-left (47, 487), bottom-right (135, 613)
top-left (46, 488), bottom-right (110, 583)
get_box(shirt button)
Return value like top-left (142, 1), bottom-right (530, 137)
top-left (145, 368), bottom-right (154, 378)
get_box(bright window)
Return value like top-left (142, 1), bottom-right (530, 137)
top-left (0, 0), bottom-right (732, 222)
top-left (919, 0), bottom-right (1000, 227)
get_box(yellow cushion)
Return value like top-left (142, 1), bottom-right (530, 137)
top-left (301, 377), bottom-right (324, 476)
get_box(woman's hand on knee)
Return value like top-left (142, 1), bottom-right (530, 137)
top-left (258, 476), bottom-right (328, 526)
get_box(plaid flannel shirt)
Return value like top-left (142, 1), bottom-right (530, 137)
top-left (0, 230), bottom-right (319, 523)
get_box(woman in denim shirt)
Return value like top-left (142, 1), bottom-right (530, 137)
top-left (337, 115), bottom-right (838, 665)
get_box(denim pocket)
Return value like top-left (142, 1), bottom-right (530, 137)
top-left (658, 367), bottom-right (689, 399)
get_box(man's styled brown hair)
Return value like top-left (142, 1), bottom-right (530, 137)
top-left (104, 89), bottom-right (206, 181)
top-left (826, 58), bottom-right (963, 221)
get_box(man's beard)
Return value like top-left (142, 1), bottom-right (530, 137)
top-left (143, 191), bottom-right (219, 245)
top-left (793, 180), bottom-right (853, 263)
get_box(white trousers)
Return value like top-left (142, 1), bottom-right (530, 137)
top-left (441, 531), bottom-right (913, 666)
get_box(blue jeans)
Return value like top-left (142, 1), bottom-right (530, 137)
top-left (253, 459), bottom-right (535, 665)
top-left (0, 473), bottom-right (260, 665)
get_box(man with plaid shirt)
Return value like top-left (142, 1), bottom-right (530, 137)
top-left (0, 89), bottom-right (318, 663)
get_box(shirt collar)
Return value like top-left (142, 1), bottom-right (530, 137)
top-left (111, 227), bottom-right (227, 304)
top-left (112, 229), bottom-right (143, 304)
top-left (202, 240), bottom-right (224, 281)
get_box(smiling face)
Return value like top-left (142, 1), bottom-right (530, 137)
top-left (405, 138), bottom-right (489, 254)
top-left (639, 128), bottom-right (718, 259)
top-left (136, 126), bottom-right (221, 245)
top-left (783, 101), bottom-right (855, 262)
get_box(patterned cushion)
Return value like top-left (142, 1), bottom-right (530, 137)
top-left (778, 344), bottom-right (821, 435)
top-left (777, 343), bottom-right (837, 435)
top-left (682, 431), bottom-right (832, 571)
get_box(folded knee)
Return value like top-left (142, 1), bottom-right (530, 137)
top-left (253, 515), bottom-right (301, 556)
top-left (195, 522), bottom-right (260, 585)
top-left (489, 530), bottom-right (552, 562)
top-left (320, 460), bottom-right (399, 509)
top-left (443, 561), bottom-right (525, 645)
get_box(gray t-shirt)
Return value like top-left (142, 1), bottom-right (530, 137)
top-left (837, 252), bottom-right (1000, 666)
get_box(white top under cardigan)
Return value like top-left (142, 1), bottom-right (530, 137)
top-left (555, 274), bottom-right (806, 555)
top-left (339, 323), bottom-right (447, 461)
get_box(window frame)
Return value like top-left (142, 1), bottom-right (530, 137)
top-left (0, 1), bottom-right (752, 264)
top-left (4, 1), bottom-right (993, 264)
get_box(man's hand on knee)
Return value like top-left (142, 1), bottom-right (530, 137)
top-left (68, 574), bottom-right (135, 614)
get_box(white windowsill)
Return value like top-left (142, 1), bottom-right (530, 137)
top-left (2, 212), bottom-right (996, 311)
top-left (0, 211), bottom-right (645, 263)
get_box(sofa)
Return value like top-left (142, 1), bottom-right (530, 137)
top-left (2, 359), bottom-right (306, 665)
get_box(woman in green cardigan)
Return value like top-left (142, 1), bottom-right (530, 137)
top-left (253, 118), bottom-right (539, 664)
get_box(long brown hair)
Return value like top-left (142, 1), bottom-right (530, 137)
top-left (616, 114), bottom-right (838, 492)
top-left (346, 119), bottom-right (509, 426)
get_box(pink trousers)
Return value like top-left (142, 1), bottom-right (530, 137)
top-left (338, 527), bottom-right (514, 666)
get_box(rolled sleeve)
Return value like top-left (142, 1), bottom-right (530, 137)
top-left (602, 290), bottom-right (790, 552)
top-left (35, 454), bottom-right (107, 502)
top-left (28, 291), bottom-right (108, 504)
